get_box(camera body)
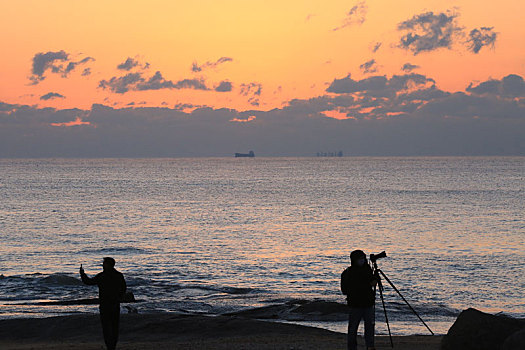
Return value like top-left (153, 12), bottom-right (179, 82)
top-left (370, 251), bottom-right (387, 262)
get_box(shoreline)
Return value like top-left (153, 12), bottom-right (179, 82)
top-left (0, 312), bottom-right (443, 349)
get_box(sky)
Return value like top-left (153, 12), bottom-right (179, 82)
top-left (0, 0), bottom-right (524, 157)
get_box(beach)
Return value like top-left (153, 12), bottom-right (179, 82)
top-left (0, 313), bottom-right (442, 350)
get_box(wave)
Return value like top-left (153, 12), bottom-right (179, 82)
top-left (41, 274), bottom-right (84, 286)
top-left (226, 299), bottom-right (459, 322)
top-left (82, 246), bottom-right (152, 254)
top-left (0, 273), bottom-right (84, 288)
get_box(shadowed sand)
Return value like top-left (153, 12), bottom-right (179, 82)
top-left (0, 313), bottom-right (442, 349)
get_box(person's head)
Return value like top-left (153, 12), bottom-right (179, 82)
top-left (350, 250), bottom-right (367, 267)
top-left (102, 257), bottom-right (115, 271)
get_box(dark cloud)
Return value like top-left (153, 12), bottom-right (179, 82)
top-left (29, 51), bottom-right (94, 84)
top-left (371, 42), bottom-right (382, 53)
top-left (466, 74), bottom-right (525, 98)
top-left (326, 74), bottom-right (388, 94)
top-left (333, 1), bottom-right (367, 31)
top-left (99, 73), bottom-right (144, 94)
top-left (81, 68), bottom-right (92, 76)
top-left (172, 78), bottom-right (208, 90)
top-left (99, 71), bottom-right (209, 93)
top-left (136, 71), bottom-right (177, 90)
top-left (192, 57), bottom-right (233, 72)
top-left (398, 11), bottom-right (462, 54)
top-left (63, 57), bottom-right (94, 76)
top-left (117, 57), bottom-right (141, 71)
top-left (40, 92), bottom-right (65, 100)
top-left (30, 51), bottom-right (69, 84)
top-left (401, 63), bottom-right (420, 73)
top-left (1, 72), bottom-right (524, 157)
top-left (98, 71), bottom-right (209, 94)
top-left (360, 59), bottom-right (378, 74)
top-left (467, 27), bottom-right (497, 53)
top-left (101, 57), bottom-right (212, 93)
top-left (240, 83), bottom-right (262, 106)
top-left (215, 81), bottom-right (233, 92)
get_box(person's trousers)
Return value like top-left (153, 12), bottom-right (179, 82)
top-left (100, 303), bottom-right (120, 350)
top-left (347, 306), bottom-right (375, 350)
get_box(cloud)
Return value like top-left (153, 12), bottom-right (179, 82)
top-left (1, 71), bottom-right (524, 157)
top-left (326, 74), bottom-right (388, 94)
top-left (99, 72), bottom-right (144, 94)
top-left (466, 74), bottom-right (525, 98)
top-left (172, 78), bottom-right (208, 90)
top-left (136, 71), bottom-right (178, 90)
top-left (29, 51), bottom-right (94, 84)
top-left (63, 57), bottom-right (94, 77)
top-left (101, 57), bottom-right (212, 93)
top-left (371, 42), bottom-right (382, 53)
top-left (467, 27), bottom-right (497, 53)
top-left (360, 59), bottom-right (378, 74)
top-left (81, 68), bottom-right (92, 76)
top-left (192, 57), bottom-right (233, 72)
top-left (401, 63), bottom-right (420, 73)
top-left (333, 1), bottom-right (367, 31)
top-left (117, 57), bottom-right (141, 71)
top-left (215, 81), bottom-right (233, 92)
top-left (397, 11), bottom-right (462, 54)
top-left (99, 71), bottom-right (209, 93)
top-left (240, 83), bottom-right (262, 106)
top-left (30, 51), bottom-right (69, 84)
top-left (40, 92), bottom-right (65, 100)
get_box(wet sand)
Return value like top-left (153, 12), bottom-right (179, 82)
top-left (0, 313), bottom-right (442, 349)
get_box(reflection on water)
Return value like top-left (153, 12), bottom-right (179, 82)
top-left (0, 157), bottom-right (523, 334)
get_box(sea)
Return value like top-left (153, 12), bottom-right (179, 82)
top-left (0, 157), bottom-right (523, 335)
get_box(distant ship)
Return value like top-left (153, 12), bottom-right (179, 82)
top-left (235, 151), bottom-right (255, 158)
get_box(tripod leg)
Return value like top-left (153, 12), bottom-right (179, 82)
top-left (377, 269), bottom-right (434, 335)
top-left (377, 281), bottom-right (394, 348)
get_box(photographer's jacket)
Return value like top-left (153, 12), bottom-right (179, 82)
top-left (81, 268), bottom-right (126, 306)
top-left (341, 264), bottom-right (376, 307)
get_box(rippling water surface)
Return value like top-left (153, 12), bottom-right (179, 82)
top-left (0, 157), bottom-right (523, 335)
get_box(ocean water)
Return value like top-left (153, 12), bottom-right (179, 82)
top-left (0, 157), bottom-right (523, 335)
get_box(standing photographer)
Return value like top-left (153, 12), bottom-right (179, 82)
top-left (341, 249), bottom-right (378, 350)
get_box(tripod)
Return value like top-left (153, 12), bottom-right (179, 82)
top-left (372, 259), bottom-right (434, 348)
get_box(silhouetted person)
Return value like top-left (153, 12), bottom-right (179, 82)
top-left (80, 257), bottom-right (126, 350)
top-left (341, 250), bottom-right (377, 350)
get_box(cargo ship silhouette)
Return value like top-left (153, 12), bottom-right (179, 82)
top-left (235, 151), bottom-right (255, 157)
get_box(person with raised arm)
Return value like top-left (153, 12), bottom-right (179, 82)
top-left (80, 257), bottom-right (126, 350)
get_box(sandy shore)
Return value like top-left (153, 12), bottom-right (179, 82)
top-left (0, 313), bottom-right (442, 349)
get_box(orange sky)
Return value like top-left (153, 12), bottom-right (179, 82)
top-left (1, 0), bottom-right (523, 111)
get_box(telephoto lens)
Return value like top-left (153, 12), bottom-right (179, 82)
top-left (370, 251), bottom-right (387, 262)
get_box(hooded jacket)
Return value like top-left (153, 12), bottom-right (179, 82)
top-left (341, 254), bottom-right (376, 307)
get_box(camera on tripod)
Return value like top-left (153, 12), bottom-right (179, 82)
top-left (363, 249), bottom-right (434, 346)
top-left (370, 251), bottom-right (387, 262)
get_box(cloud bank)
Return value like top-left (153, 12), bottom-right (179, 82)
top-left (2, 73), bottom-right (523, 157)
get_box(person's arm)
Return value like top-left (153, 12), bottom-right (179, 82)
top-left (341, 269), bottom-right (349, 295)
top-left (119, 274), bottom-right (127, 300)
top-left (369, 268), bottom-right (378, 287)
top-left (79, 265), bottom-right (98, 286)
